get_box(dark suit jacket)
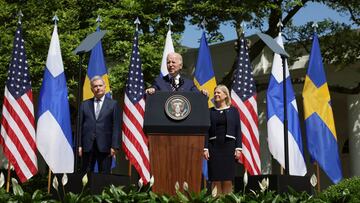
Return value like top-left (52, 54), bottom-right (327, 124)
top-left (152, 74), bottom-right (199, 92)
top-left (79, 97), bottom-right (120, 153)
top-left (204, 106), bottom-right (242, 149)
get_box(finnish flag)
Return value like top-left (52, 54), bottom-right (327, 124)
top-left (36, 25), bottom-right (74, 173)
top-left (266, 33), bottom-right (307, 176)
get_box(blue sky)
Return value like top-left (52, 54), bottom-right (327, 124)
top-left (180, 2), bottom-right (354, 48)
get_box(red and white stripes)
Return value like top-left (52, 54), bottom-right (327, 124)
top-left (122, 94), bottom-right (150, 183)
top-left (0, 87), bottom-right (37, 182)
top-left (231, 90), bottom-right (261, 175)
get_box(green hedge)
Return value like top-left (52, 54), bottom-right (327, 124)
top-left (316, 177), bottom-right (360, 203)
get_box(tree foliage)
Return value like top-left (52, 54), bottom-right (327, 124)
top-left (185, 0), bottom-right (359, 89)
top-left (284, 19), bottom-right (359, 68)
top-left (324, 0), bottom-right (360, 26)
top-left (0, 0), bottom-right (358, 100)
top-left (0, 0), bottom-right (186, 103)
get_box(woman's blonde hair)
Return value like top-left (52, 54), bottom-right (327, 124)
top-left (215, 84), bottom-right (231, 106)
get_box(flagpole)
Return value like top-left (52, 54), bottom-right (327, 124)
top-left (73, 19), bottom-right (87, 171)
top-left (277, 20), bottom-right (290, 175)
top-left (75, 51), bottom-right (84, 170)
top-left (47, 16), bottom-right (57, 194)
top-left (315, 163), bottom-right (321, 192)
top-left (74, 16), bottom-right (85, 171)
top-left (309, 22), bottom-right (321, 192)
top-left (282, 53), bottom-right (289, 175)
top-left (275, 20), bottom-right (287, 175)
top-left (6, 162), bottom-right (11, 192)
top-left (47, 169), bottom-right (52, 194)
top-left (75, 27), bottom-right (84, 171)
top-left (127, 17), bottom-right (139, 179)
top-left (126, 16), bottom-right (141, 178)
top-left (198, 18), bottom-right (210, 184)
top-left (128, 162), bottom-right (132, 177)
top-left (311, 22), bottom-right (321, 192)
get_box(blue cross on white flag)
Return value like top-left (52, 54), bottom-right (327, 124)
top-left (36, 24), bottom-right (74, 173)
top-left (266, 33), bottom-right (306, 176)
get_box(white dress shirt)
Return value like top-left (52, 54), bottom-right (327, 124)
top-left (94, 95), bottom-right (105, 114)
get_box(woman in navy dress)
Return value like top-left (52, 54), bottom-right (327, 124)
top-left (203, 85), bottom-right (242, 194)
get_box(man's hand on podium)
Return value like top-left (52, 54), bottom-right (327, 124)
top-left (200, 89), bottom-right (209, 97)
top-left (145, 87), bottom-right (156, 95)
top-left (145, 87), bottom-right (208, 96)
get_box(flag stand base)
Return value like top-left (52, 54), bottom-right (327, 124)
top-left (234, 175), bottom-right (312, 194)
top-left (51, 172), bottom-right (130, 196)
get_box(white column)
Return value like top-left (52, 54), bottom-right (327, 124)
top-left (348, 93), bottom-right (360, 177)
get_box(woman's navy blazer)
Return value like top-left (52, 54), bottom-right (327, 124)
top-left (204, 106), bottom-right (242, 149)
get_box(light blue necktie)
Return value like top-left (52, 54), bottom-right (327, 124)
top-left (95, 99), bottom-right (101, 119)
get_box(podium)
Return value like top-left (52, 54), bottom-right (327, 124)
top-left (144, 92), bottom-right (210, 195)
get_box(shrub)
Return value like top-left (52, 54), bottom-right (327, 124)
top-left (316, 177), bottom-right (360, 203)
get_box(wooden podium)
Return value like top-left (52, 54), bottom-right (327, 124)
top-left (144, 92), bottom-right (210, 195)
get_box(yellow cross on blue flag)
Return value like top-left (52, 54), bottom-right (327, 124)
top-left (83, 27), bottom-right (111, 100)
top-left (302, 33), bottom-right (342, 183)
top-left (194, 31), bottom-right (217, 107)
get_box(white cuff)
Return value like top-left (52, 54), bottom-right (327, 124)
top-left (225, 135), bottom-right (236, 139)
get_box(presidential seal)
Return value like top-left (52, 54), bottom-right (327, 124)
top-left (165, 95), bottom-right (191, 121)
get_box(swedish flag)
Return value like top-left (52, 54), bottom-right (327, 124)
top-left (194, 32), bottom-right (217, 107)
top-left (83, 27), bottom-right (111, 100)
top-left (194, 31), bottom-right (217, 181)
top-left (302, 33), bottom-right (342, 183)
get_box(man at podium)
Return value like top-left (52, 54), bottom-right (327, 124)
top-left (145, 52), bottom-right (207, 95)
top-left (144, 52), bottom-right (210, 194)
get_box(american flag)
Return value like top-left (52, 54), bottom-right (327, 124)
top-left (0, 24), bottom-right (37, 182)
top-left (231, 35), bottom-right (261, 175)
top-left (121, 30), bottom-right (151, 184)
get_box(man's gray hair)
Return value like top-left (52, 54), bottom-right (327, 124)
top-left (90, 75), bottom-right (105, 85)
top-left (167, 52), bottom-right (183, 66)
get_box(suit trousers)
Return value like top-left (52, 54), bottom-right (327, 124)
top-left (81, 140), bottom-right (112, 174)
